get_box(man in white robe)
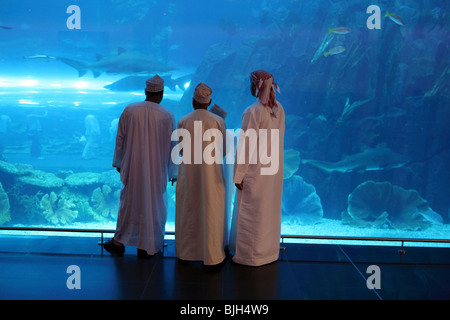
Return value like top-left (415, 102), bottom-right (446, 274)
top-left (175, 83), bottom-right (227, 266)
top-left (230, 70), bottom-right (285, 267)
top-left (105, 75), bottom-right (177, 257)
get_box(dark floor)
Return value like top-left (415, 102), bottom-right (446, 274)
top-left (0, 234), bottom-right (449, 300)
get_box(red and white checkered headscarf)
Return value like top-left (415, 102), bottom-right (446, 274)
top-left (250, 70), bottom-right (280, 109)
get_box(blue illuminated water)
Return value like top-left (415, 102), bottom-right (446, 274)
top-left (0, 0), bottom-right (449, 247)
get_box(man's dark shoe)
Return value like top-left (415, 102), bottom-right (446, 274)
top-left (177, 258), bottom-right (189, 265)
top-left (137, 249), bottom-right (153, 259)
top-left (103, 239), bottom-right (125, 256)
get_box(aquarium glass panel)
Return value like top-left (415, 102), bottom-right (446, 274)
top-left (0, 1), bottom-right (448, 244)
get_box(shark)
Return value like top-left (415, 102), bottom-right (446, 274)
top-left (23, 55), bottom-right (57, 61)
top-left (25, 48), bottom-right (176, 78)
top-left (104, 74), bottom-right (191, 92)
top-left (302, 147), bottom-right (411, 173)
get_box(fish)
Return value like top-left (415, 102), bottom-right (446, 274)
top-left (57, 48), bottom-right (176, 78)
top-left (311, 33), bottom-right (334, 63)
top-left (384, 11), bottom-right (405, 26)
top-left (302, 147), bottom-right (410, 173)
top-left (23, 55), bottom-right (57, 61)
top-left (328, 27), bottom-right (350, 34)
top-left (323, 46), bottom-right (346, 57)
top-left (0, 26), bottom-right (12, 30)
top-left (104, 74), bottom-right (192, 92)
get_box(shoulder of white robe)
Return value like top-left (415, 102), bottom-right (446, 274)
top-left (272, 104), bottom-right (279, 117)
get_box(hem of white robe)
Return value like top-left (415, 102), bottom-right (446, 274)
top-left (177, 253), bottom-right (226, 266)
top-left (231, 253), bottom-right (279, 267)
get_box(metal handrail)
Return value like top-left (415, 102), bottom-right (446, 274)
top-left (1, 226), bottom-right (449, 244)
top-left (0, 227), bottom-right (117, 234)
top-left (279, 234), bottom-right (450, 243)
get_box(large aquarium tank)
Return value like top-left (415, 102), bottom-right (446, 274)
top-left (0, 0), bottom-right (448, 246)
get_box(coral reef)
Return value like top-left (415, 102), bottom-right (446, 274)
top-left (65, 172), bottom-right (100, 187)
top-left (0, 159), bottom-right (123, 226)
top-left (13, 191), bottom-right (43, 223)
top-left (282, 175), bottom-right (323, 225)
top-left (75, 200), bottom-right (100, 222)
top-left (91, 185), bottom-right (120, 220)
top-left (98, 170), bottom-right (122, 189)
top-left (283, 149), bottom-right (300, 179)
top-left (0, 160), bottom-right (20, 175)
top-left (19, 170), bottom-right (64, 189)
top-left (0, 182), bottom-right (11, 226)
top-left (342, 181), bottom-right (443, 231)
top-left (39, 189), bottom-right (78, 225)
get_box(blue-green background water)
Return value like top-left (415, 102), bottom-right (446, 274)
top-left (0, 0), bottom-right (449, 244)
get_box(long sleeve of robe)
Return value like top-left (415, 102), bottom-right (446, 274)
top-left (175, 109), bottom-right (227, 266)
top-left (112, 101), bottom-right (177, 255)
top-left (230, 101), bottom-right (285, 267)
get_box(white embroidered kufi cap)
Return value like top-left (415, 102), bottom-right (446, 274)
top-left (193, 82), bottom-right (212, 104)
top-left (146, 75), bottom-right (164, 92)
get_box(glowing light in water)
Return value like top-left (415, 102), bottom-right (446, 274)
top-left (184, 81), bottom-right (191, 90)
top-left (18, 99), bottom-right (39, 105)
top-left (19, 79), bottom-right (38, 87)
top-left (73, 81), bottom-right (89, 89)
